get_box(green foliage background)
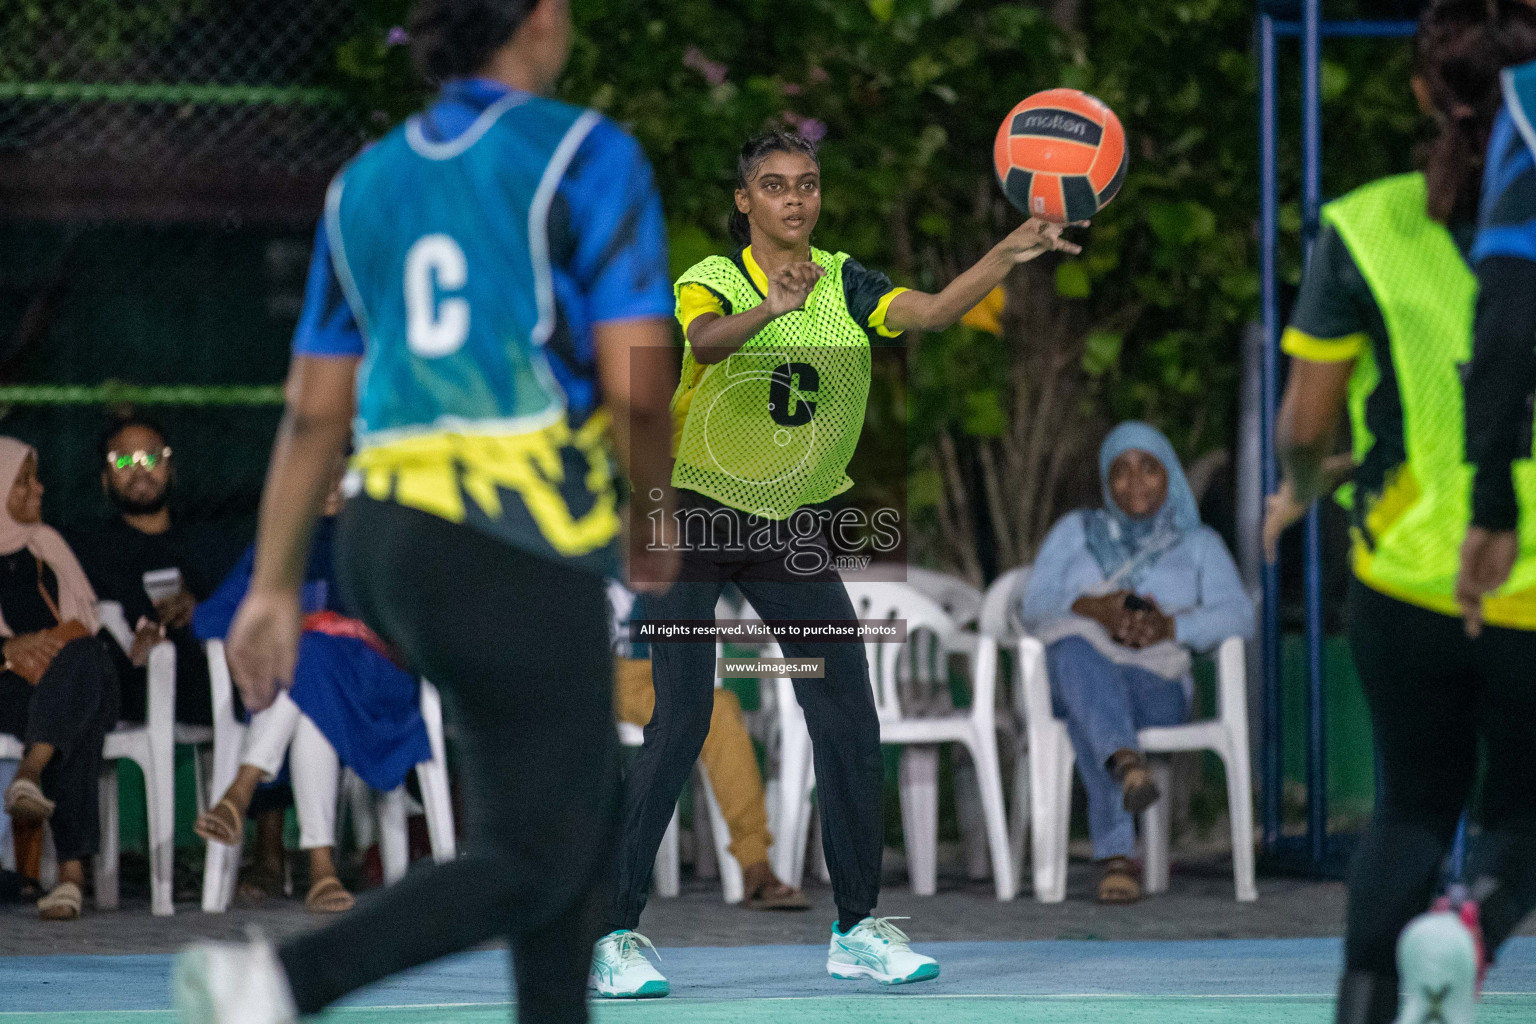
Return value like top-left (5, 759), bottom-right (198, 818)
top-left (285, 0), bottom-right (1430, 573)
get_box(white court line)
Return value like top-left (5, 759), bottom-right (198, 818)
top-left (3, 991), bottom-right (1532, 1016)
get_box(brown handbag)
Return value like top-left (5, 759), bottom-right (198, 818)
top-left (2, 556), bottom-right (91, 684)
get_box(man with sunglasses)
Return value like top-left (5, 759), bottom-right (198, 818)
top-left (67, 415), bottom-right (226, 727)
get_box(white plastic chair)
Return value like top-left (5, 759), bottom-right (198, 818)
top-left (774, 582), bottom-right (1018, 900)
top-left (905, 567), bottom-right (984, 629)
top-left (96, 601), bottom-right (177, 916)
top-left (1015, 632), bottom-right (1257, 903)
top-left (980, 566), bottom-right (1032, 888)
top-left (199, 639), bottom-right (457, 912)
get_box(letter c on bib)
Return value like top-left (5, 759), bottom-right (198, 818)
top-left (405, 233), bottom-right (470, 357)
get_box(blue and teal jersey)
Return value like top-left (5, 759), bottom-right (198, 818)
top-left (293, 79), bottom-right (672, 573)
top-left (1471, 59), bottom-right (1536, 266)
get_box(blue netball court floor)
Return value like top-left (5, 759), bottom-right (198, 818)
top-left (3, 938), bottom-right (1535, 1023)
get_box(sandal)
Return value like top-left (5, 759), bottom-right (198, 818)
top-left (193, 798), bottom-right (244, 847)
top-left (742, 863), bottom-right (811, 911)
top-left (4, 778), bottom-right (54, 823)
top-left (1097, 857), bottom-right (1142, 905)
top-left (305, 875), bottom-right (355, 914)
top-left (1109, 749), bottom-right (1161, 816)
top-left (37, 880), bottom-right (82, 921)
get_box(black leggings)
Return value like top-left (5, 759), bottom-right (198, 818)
top-left (278, 499), bottom-right (620, 1024)
top-left (605, 490), bottom-right (882, 932)
top-left (1340, 581), bottom-right (1536, 1020)
top-left (0, 636), bottom-right (118, 863)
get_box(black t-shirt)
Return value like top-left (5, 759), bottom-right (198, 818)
top-left (67, 516), bottom-right (232, 726)
top-left (66, 516), bottom-right (224, 625)
top-left (0, 548), bottom-right (60, 635)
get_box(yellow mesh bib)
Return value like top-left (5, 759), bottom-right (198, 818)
top-left (1326, 173), bottom-right (1536, 624)
top-left (670, 249), bottom-right (872, 519)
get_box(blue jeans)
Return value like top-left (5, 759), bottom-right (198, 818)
top-left (1046, 636), bottom-right (1188, 860)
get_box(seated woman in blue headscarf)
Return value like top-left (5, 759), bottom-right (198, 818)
top-left (1019, 422), bottom-right (1253, 904)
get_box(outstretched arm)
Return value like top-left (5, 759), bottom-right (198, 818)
top-left (882, 218), bottom-right (1081, 334)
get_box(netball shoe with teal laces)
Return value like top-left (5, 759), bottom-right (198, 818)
top-left (826, 917), bottom-right (940, 985)
top-left (590, 930), bottom-right (669, 998)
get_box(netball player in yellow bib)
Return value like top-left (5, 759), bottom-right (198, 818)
top-left (591, 130), bottom-right (1078, 997)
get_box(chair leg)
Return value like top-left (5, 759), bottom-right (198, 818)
top-left (809, 802), bottom-right (830, 884)
top-left (376, 786), bottom-right (410, 885)
top-left (1029, 725), bottom-right (1073, 903)
top-left (1141, 758), bottom-right (1173, 895)
top-left (693, 786), bottom-right (719, 882)
top-left (898, 745), bottom-right (939, 896)
top-left (953, 754), bottom-right (991, 882)
top-left (696, 768), bottom-right (743, 904)
top-left (342, 771), bottom-right (376, 853)
top-left (95, 768), bottom-right (120, 911)
top-left (1222, 744), bottom-right (1259, 902)
top-left (201, 839), bottom-right (235, 914)
top-left (1008, 736), bottom-right (1029, 895)
top-left (773, 703), bottom-right (815, 888)
top-left (968, 729), bottom-right (1018, 901)
top-left (654, 806), bottom-right (681, 897)
top-left (415, 760), bottom-right (457, 864)
top-left (190, 745), bottom-right (210, 817)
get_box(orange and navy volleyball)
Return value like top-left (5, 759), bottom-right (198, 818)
top-left (994, 88), bottom-right (1127, 224)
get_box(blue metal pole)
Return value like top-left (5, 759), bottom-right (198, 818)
top-left (1300, 0), bottom-right (1329, 869)
top-left (1258, 13), bottom-right (1283, 852)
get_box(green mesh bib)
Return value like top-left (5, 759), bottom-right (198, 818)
top-left (670, 248), bottom-right (872, 519)
top-left (1325, 173), bottom-right (1536, 610)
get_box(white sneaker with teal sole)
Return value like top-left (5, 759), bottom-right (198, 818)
top-left (173, 936), bottom-right (298, 1024)
top-left (590, 930), bottom-right (670, 998)
top-left (826, 917), bottom-right (940, 985)
top-left (1395, 911), bottom-right (1478, 1024)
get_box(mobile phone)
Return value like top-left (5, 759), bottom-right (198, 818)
top-left (1123, 594), bottom-right (1152, 613)
top-left (143, 567), bottom-right (183, 605)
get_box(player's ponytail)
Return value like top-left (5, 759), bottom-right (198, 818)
top-left (730, 130), bottom-right (820, 247)
top-left (409, 0), bottom-right (536, 84)
top-left (1416, 0), bottom-right (1536, 223)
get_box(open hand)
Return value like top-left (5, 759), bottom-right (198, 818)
top-left (1263, 479), bottom-right (1309, 563)
top-left (1456, 527), bottom-right (1519, 638)
top-left (998, 218), bottom-right (1084, 263)
top-left (765, 262), bottom-right (826, 316)
top-left (3, 631), bottom-right (64, 683)
top-left (225, 589), bottom-right (301, 713)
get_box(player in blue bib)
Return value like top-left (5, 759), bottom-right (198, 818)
top-left (172, 3), bottom-right (679, 1023)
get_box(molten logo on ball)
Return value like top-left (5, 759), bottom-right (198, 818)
top-left (995, 87), bottom-right (1127, 224)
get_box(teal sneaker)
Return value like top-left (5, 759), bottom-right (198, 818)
top-left (589, 930), bottom-right (669, 999)
top-left (826, 916), bottom-right (940, 985)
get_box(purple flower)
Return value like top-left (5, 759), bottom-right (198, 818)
top-left (781, 111), bottom-right (828, 144)
top-left (808, 66), bottom-right (830, 85)
top-left (683, 46), bottom-right (729, 87)
top-left (782, 82), bottom-right (804, 96)
top-left (386, 26), bottom-right (409, 47)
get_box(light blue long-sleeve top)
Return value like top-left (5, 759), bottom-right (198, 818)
top-left (1020, 510), bottom-right (1255, 654)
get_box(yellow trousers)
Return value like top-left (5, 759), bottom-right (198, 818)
top-left (613, 657), bottom-right (771, 869)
